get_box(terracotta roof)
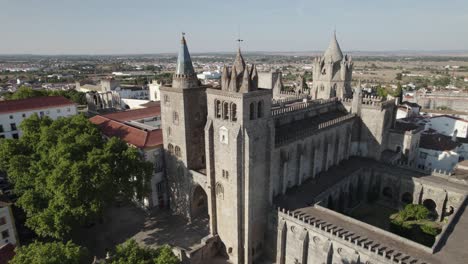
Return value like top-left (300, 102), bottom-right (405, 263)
top-left (420, 133), bottom-right (461, 151)
top-left (0, 96), bottom-right (75, 114)
top-left (0, 243), bottom-right (15, 264)
top-left (101, 104), bottom-right (161, 122)
top-left (89, 115), bottom-right (163, 149)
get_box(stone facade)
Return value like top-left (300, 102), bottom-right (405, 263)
top-left (159, 35), bottom-right (466, 264)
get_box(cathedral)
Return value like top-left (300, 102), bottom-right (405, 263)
top-left (159, 34), bottom-right (468, 264)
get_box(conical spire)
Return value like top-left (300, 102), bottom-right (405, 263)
top-left (323, 31), bottom-right (343, 63)
top-left (250, 64), bottom-right (258, 90)
top-left (221, 65), bottom-right (230, 90)
top-left (175, 34), bottom-right (195, 75)
top-left (240, 66), bottom-right (251, 93)
top-left (229, 65), bottom-right (238, 92)
top-left (233, 48), bottom-right (246, 74)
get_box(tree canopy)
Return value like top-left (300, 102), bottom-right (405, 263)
top-left (0, 114), bottom-right (153, 239)
top-left (3, 86), bottom-right (87, 105)
top-left (110, 240), bottom-right (179, 264)
top-left (10, 241), bottom-right (88, 264)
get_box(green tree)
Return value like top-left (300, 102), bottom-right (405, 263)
top-left (8, 86), bottom-right (47, 100)
top-left (395, 72), bottom-right (403, 80)
top-left (110, 240), bottom-right (179, 264)
top-left (0, 114), bottom-right (153, 239)
top-left (10, 241), bottom-right (88, 264)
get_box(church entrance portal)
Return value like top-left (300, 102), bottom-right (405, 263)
top-left (191, 185), bottom-right (208, 219)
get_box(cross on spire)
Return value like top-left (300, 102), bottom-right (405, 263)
top-left (237, 38), bottom-right (243, 49)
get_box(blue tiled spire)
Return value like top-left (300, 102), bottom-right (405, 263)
top-left (176, 34), bottom-right (195, 75)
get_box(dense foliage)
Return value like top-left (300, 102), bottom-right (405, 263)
top-left (110, 240), bottom-right (179, 264)
top-left (390, 204), bottom-right (441, 245)
top-left (10, 241), bottom-right (88, 264)
top-left (3, 86), bottom-right (87, 105)
top-left (0, 114), bottom-right (153, 239)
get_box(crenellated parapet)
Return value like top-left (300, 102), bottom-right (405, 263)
top-left (276, 207), bottom-right (428, 264)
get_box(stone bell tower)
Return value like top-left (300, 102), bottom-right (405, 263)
top-left (311, 32), bottom-right (353, 99)
top-left (205, 48), bottom-right (273, 264)
top-left (160, 34), bottom-right (207, 219)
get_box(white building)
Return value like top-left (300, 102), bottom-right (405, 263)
top-left (396, 101), bottom-right (421, 119)
top-left (417, 133), bottom-right (461, 172)
top-left (0, 201), bottom-right (18, 247)
top-left (0, 96), bottom-right (77, 139)
top-left (148, 80), bottom-right (162, 101)
top-left (89, 105), bottom-right (166, 209)
top-left (425, 115), bottom-right (468, 138)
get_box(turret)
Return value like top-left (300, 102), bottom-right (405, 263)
top-left (172, 34), bottom-right (198, 89)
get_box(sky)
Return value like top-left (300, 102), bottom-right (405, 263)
top-left (0, 0), bottom-right (467, 55)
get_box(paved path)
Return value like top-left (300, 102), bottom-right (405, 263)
top-left (75, 205), bottom-right (209, 258)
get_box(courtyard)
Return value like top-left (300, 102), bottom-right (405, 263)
top-left (74, 204), bottom-right (210, 258)
top-left (349, 202), bottom-right (398, 231)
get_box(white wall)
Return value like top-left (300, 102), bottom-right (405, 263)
top-left (426, 116), bottom-right (468, 138)
top-left (0, 105), bottom-right (77, 139)
top-left (0, 205), bottom-right (18, 247)
top-left (148, 81), bottom-right (161, 101)
top-left (417, 148), bottom-right (459, 172)
top-left (141, 147), bottom-right (166, 209)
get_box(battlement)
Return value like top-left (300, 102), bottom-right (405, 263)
top-left (277, 207), bottom-right (429, 264)
top-left (272, 98), bottom-right (338, 117)
top-left (393, 160), bottom-right (453, 177)
top-left (339, 96), bottom-right (395, 110)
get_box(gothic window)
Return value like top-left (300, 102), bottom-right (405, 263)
top-left (173, 111), bottom-right (179, 125)
top-left (222, 170), bottom-right (229, 179)
top-left (215, 100), bottom-right (221, 118)
top-left (167, 144), bottom-right (174, 154)
top-left (164, 95), bottom-right (170, 105)
top-left (250, 102), bottom-right (256, 120)
top-left (174, 146), bottom-right (181, 157)
top-left (223, 101), bottom-right (229, 120)
top-left (257, 100), bottom-right (264, 118)
top-left (320, 85), bottom-right (325, 91)
top-left (167, 126), bottom-right (171, 137)
top-left (231, 103), bottom-right (237, 121)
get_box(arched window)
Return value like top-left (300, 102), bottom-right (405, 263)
top-left (215, 100), bottom-right (221, 118)
top-left (257, 100), bottom-right (263, 118)
top-left (175, 146), bottom-right (181, 157)
top-left (250, 102), bottom-right (256, 120)
top-left (231, 103), bottom-right (237, 121)
top-left (223, 101), bottom-right (229, 120)
top-left (167, 144), bottom-right (174, 154)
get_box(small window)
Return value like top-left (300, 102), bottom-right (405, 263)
top-left (9, 115), bottom-right (13, 119)
top-left (250, 102), bottom-right (255, 120)
top-left (12, 133), bottom-right (19, 139)
top-left (175, 146), bottom-right (181, 157)
top-left (10, 123), bottom-right (17, 131)
top-left (168, 144), bottom-right (174, 154)
top-left (257, 100), bottom-right (263, 118)
top-left (0, 125), bottom-right (3, 133)
top-left (167, 127), bottom-right (171, 136)
top-left (164, 95), bottom-right (170, 105)
top-left (57, 109), bottom-right (61, 113)
top-left (0, 217), bottom-right (6, 225)
top-left (1, 230), bottom-right (9, 239)
top-left (67, 108), bottom-right (71, 112)
top-left (156, 182), bottom-right (164, 193)
top-left (231, 103), bottom-right (237, 121)
top-left (22, 113), bottom-right (26, 118)
top-left (215, 100), bottom-right (221, 118)
top-left (223, 102), bottom-right (229, 120)
top-left (173, 111), bottom-right (179, 124)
